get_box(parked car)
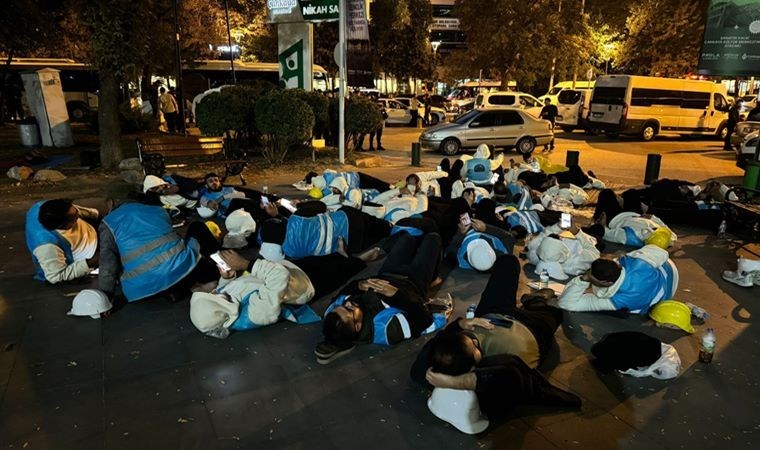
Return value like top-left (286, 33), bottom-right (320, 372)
top-left (394, 97), bottom-right (447, 125)
top-left (474, 91), bottom-right (544, 117)
top-left (737, 131), bottom-right (759, 168)
top-left (419, 108), bottom-right (554, 156)
top-left (377, 98), bottom-right (446, 126)
top-left (738, 95), bottom-right (758, 117)
top-left (731, 121), bottom-right (760, 150)
top-left (537, 80), bottom-right (594, 105)
top-left (556, 89), bottom-right (592, 132)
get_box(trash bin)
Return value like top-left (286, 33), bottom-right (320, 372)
top-left (743, 161), bottom-right (760, 190)
top-left (18, 118), bottom-right (41, 148)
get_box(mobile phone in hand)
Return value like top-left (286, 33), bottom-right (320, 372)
top-left (261, 195), bottom-right (270, 207)
top-left (210, 252), bottom-right (232, 273)
top-left (460, 213), bottom-right (471, 227)
top-left (560, 212), bottom-right (572, 229)
top-left (279, 198), bottom-right (296, 213)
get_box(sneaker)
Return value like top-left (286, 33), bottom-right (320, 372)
top-left (722, 270), bottom-right (754, 287)
top-left (315, 341), bottom-right (355, 365)
top-left (753, 272), bottom-right (760, 287)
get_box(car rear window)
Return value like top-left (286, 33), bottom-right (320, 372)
top-left (591, 87), bottom-right (626, 105)
top-left (558, 90), bottom-right (582, 104)
top-left (489, 95), bottom-right (515, 105)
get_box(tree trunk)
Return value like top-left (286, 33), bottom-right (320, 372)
top-left (501, 70), bottom-right (511, 90)
top-left (98, 71), bottom-right (123, 169)
top-left (140, 66), bottom-right (151, 100)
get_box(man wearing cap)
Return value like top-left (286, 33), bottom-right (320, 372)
top-left (317, 232), bottom-right (446, 363)
top-left (410, 254), bottom-right (580, 416)
top-left (526, 224), bottom-right (600, 280)
top-left (25, 199), bottom-right (100, 284)
top-left (445, 218), bottom-right (515, 272)
top-left (142, 175), bottom-right (200, 218)
top-left (222, 209), bottom-right (257, 250)
top-left (189, 257), bottom-right (317, 337)
top-left (558, 244), bottom-right (679, 314)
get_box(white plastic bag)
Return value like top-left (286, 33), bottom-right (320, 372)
top-left (619, 343), bottom-right (681, 380)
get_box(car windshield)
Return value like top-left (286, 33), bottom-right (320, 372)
top-left (549, 87), bottom-right (563, 95)
top-left (454, 109), bottom-right (479, 124)
top-left (558, 90), bottom-right (582, 104)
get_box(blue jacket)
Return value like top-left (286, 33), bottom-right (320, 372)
top-left (200, 186), bottom-right (237, 217)
top-left (25, 201), bottom-right (74, 281)
top-left (324, 295), bottom-right (446, 346)
top-left (230, 293), bottom-right (320, 331)
top-left (456, 231), bottom-right (508, 270)
top-left (504, 210), bottom-right (543, 234)
top-left (282, 211), bottom-right (350, 259)
top-left (506, 183), bottom-right (533, 210)
top-left (102, 203), bottom-right (199, 302)
top-left (465, 158), bottom-right (492, 183)
top-left (611, 256), bottom-right (676, 314)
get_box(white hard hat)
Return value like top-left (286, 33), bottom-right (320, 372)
top-left (197, 206), bottom-right (216, 218)
top-left (68, 289), bottom-right (112, 319)
top-left (427, 388), bottom-right (489, 435)
top-left (225, 209), bottom-right (256, 236)
top-left (143, 175), bottom-right (167, 193)
top-left (466, 239), bottom-right (497, 271)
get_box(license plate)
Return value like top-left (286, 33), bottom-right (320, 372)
top-left (592, 112), bottom-right (603, 117)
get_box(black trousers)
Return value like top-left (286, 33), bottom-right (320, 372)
top-left (292, 254), bottom-right (368, 300)
top-left (475, 254), bottom-right (563, 360)
top-left (339, 206), bottom-right (392, 253)
top-left (358, 172), bottom-right (391, 192)
top-left (379, 232), bottom-right (442, 295)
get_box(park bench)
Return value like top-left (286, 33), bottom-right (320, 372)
top-left (136, 134), bottom-right (248, 184)
top-left (725, 186), bottom-right (760, 240)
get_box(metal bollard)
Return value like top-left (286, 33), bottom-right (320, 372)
top-left (644, 153), bottom-right (662, 185)
top-left (417, 116), bottom-right (423, 129)
top-left (411, 142), bottom-right (421, 167)
top-left (565, 150), bottom-right (580, 167)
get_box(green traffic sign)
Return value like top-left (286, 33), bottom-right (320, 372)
top-left (300, 0), bottom-right (339, 21)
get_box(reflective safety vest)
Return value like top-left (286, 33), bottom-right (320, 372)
top-left (391, 225), bottom-right (424, 237)
top-left (623, 227), bottom-right (645, 248)
top-left (466, 158), bottom-right (492, 183)
top-left (611, 257), bottom-right (677, 314)
top-left (323, 171), bottom-right (361, 190)
top-left (456, 231), bottom-right (508, 270)
top-left (506, 183), bottom-right (533, 210)
top-left (25, 201), bottom-right (73, 281)
top-left (503, 210), bottom-right (543, 234)
top-left (200, 186), bottom-right (236, 217)
top-left (282, 211), bottom-right (349, 259)
top-left (102, 203), bottom-right (199, 302)
top-left (230, 292), bottom-right (320, 330)
top-left (323, 295), bottom-right (446, 346)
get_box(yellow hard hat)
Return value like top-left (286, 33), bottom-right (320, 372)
top-left (645, 227), bottom-right (673, 250)
top-left (205, 221), bottom-right (223, 241)
top-left (649, 300), bottom-right (694, 334)
top-left (308, 187), bottom-right (324, 199)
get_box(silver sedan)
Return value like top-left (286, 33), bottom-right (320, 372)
top-left (419, 108), bottom-right (554, 156)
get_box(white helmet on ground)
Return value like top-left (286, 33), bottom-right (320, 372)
top-left (68, 289), bottom-right (112, 319)
top-left (427, 388), bottom-right (489, 435)
top-left (197, 206), bottom-right (216, 218)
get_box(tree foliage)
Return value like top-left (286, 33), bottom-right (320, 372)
top-left (615, 0), bottom-right (710, 77)
top-left (370, 0), bottom-right (434, 82)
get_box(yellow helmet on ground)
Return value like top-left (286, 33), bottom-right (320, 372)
top-left (308, 187), bottom-right (324, 199)
top-left (646, 227), bottom-right (673, 250)
top-left (649, 300), bottom-right (694, 334)
top-left (205, 221), bottom-right (223, 241)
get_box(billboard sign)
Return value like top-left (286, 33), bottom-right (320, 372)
top-left (698, 0), bottom-right (760, 76)
top-left (267, 0), bottom-right (339, 23)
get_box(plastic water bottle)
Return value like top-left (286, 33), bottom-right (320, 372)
top-left (539, 270), bottom-right (550, 289)
top-left (699, 328), bottom-right (716, 363)
top-left (262, 185), bottom-right (269, 194)
top-left (685, 302), bottom-right (710, 322)
top-left (717, 220), bottom-right (727, 238)
top-left (465, 304), bottom-right (477, 319)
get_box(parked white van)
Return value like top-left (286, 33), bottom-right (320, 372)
top-left (556, 89), bottom-right (592, 132)
top-left (475, 91), bottom-right (543, 117)
top-left (588, 75), bottom-right (730, 141)
top-left (538, 80), bottom-right (594, 105)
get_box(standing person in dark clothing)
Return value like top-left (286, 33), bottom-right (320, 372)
top-left (725, 99), bottom-right (742, 150)
top-left (539, 98), bottom-right (558, 152)
top-left (368, 105), bottom-right (387, 151)
top-left (424, 93), bottom-right (432, 126)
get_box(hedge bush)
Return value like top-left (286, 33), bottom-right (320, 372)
top-left (195, 82), bottom-right (274, 150)
top-left (292, 89), bottom-right (329, 139)
top-left (255, 90), bottom-right (315, 164)
top-left (345, 96), bottom-right (383, 151)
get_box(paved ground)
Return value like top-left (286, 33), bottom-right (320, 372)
top-left (0, 126), bottom-right (758, 449)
